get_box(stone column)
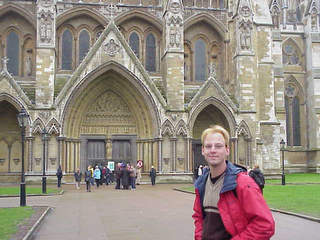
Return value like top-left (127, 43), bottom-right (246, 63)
top-left (26, 136), bottom-right (34, 172)
top-left (35, 0), bottom-right (56, 107)
top-left (162, 0), bottom-right (184, 110)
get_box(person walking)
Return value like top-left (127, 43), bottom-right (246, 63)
top-left (149, 166), bottom-right (156, 185)
top-left (249, 164), bottom-right (265, 194)
top-left (56, 165), bottom-right (63, 188)
top-left (93, 166), bottom-right (101, 188)
top-left (192, 125), bottom-right (275, 240)
top-left (136, 160), bottom-right (143, 185)
top-left (84, 166), bottom-right (92, 192)
top-left (74, 168), bottom-right (82, 190)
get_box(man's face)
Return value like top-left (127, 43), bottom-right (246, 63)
top-left (202, 132), bottom-right (229, 167)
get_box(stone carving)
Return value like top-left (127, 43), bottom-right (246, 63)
top-left (1, 56), bottom-right (9, 73)
top-left (170, 0), bottom-right (181, 14)
top-left (239, 19), bottom-right (252, 50)
top-left (104, 39), bottom-right (121, 57)
top-left (0, 158), bottom-right (5, 165)
top-left (35, 158), bottom-right (41, 166)
top-left (50, 158), bottom-right (56, 165)
top-left (208, 63), bottom-right (216, 78)
top-left (38, 111), bottom-right (51, 122)
top-left (168, 16), bottom-right (183, 48)
top-left (285, 84), bottom-right (297, 98)
top-left (240, 0), bottom-right (251, 17)
top-left (271, 6), bottom-right (280, 29)
top-left (311, 5), bottom-right (318, 31)
top-left (13, 158), bottom-right (20, 165)
top-left (38, 9), bottom-right (53, 44)
top-left (81, 91), bottom-right (137, 135)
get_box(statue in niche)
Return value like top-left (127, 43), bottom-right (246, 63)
top-left (271, 7), bottom-right (280, 29)
top-left (169, 26), bottom-right (181, 48)
top-left (25, 55), bottom-right (32, 76)
top-left (311, 11), bottom-right (318, 31)
top-left (39, 12), bottom-right (53, 43)
top-left (239, 20), bottom-right (252, 50)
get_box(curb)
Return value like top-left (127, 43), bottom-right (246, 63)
top-left (173, 188), bottom-right (320, 223)
top-left (0, 189), bottom-right (64, 198)
top-left (22, 206), bottom-right (51, 240)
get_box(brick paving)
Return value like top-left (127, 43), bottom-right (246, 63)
top-left (0, 184), bottom-right (319, 240)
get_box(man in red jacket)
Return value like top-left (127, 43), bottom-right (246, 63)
top-left (192, 125), bottom-right (275, 240)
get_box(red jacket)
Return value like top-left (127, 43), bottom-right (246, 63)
top-left (192, 162), bottom-right (275, 240)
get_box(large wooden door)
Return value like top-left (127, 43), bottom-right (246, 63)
top-left (112, 140), bottom-right (131, 165)
top-left (87, 140), bottom-right (105, 167)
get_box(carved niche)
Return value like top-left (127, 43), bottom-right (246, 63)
top-left (81, 91), bottom-right (137, 136)
top-left (238, 0), bottom-right (253, 52)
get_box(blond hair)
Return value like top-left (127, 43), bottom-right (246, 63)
top-left (201, 125), bottom-right (230, 147)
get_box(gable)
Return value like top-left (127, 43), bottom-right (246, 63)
top-left (55, 20), bottom-right (166, 109)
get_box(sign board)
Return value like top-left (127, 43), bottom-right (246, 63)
top-left (108, 161), bottom-right (115, 171)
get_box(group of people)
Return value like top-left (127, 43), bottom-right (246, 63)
top-left (55, 161), bottom-right (157, 192)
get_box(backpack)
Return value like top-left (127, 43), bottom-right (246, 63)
top-left (249, 170), bottom-right (265, 189)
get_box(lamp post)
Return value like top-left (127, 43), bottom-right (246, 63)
top-left (17, 107), bottom-right (29, 206)
top-left (280, 139), bottom-right (286, 185)
top-left (42, 128), bottom-right (47, 194)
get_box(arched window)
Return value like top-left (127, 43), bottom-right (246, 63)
top-left (285, 84), bottom-right (301, 146)
top-left (6, 31), bottom-right (19, 76)
top-left (62, 29), bottom-right (73, 70)
top-left (195, 39), bottom-right (206, 81)
top-left (79, 29), bottom-right (90, 64)
top-left (129, 32), bottom-right (140, 59)
top-left (145, 33), bottom-right (156, 72)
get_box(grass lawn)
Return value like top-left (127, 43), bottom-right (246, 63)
top-left (0, 186), bottom-right (60, 196)
top-left (177, 173), bottom-right (320, 218)
top-left (0, 207), bottom-right (34, 240)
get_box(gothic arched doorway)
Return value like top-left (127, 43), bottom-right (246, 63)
top-left (61, 63), bottom-right (160, 173)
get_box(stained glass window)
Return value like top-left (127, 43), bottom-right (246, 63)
top-left (6, 31), bottom-right (19, 76)
top-left (195, 39), bottom-right (206, 81)
top-left (79, 30), bottom-right (90, 64)
top-left (146, 33), bottom-right (156, 72)
top-left (129, 32), bottom-right (140, 59)
top-left (62, 29), bottom-right (73, 70)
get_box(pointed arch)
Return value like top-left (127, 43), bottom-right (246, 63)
top-left (236, 120), bottom-right (252, 140)
top-left (32, 117), bottom-right (45, 134)
top-left (47, 117), bottom-right (61, 135)
top-left (56, 7), bottom-right (108, 28)
top-left (0, 4), bottom-right (36, 30)
top-left (161, 119), bottom-right (175, 137)
top-left (188, 96), bottom-right (236, 137)
top-left (115, 10), bottom-right (163, 33)
top-left (184, 13), bottom-right (227, 41)
top-left (282, 38), bottom-right (302, 66)
top-left (175, 119), bottom-right (188, 137)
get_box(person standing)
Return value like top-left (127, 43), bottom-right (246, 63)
top-left (115, 163), bottom-right (122, 189)
top-left (149, 166), bottom-right (156, 185)
top-left (74, 168), bottom-right (82, 190)
top-left (192, 125), bottom-right (274, 240)
top-left (136, 160), bottom-right (143, 185)
top-left (56, 165), bottom-right (63, 188)
top-left (130, 165), bottom-right (137, 190)
top-left (94, 166), bottom-right (101, 188)
top-left (84, 166), bottom-right (92, 192)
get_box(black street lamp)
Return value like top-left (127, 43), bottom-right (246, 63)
top-left (17, 107), bottom-right (29, 207)
top-left (280, 139), bottom-right (286, 185)
top-left (42, 128), bottom-right (48, 194)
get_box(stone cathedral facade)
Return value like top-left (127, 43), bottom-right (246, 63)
top-left (0, 0), bottom-right (320, 182)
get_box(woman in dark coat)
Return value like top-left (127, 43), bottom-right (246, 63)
top-left (56, 165), bottom-right (63, 188)
top-left (150, 166), bottom-right (156, 185)
top-left (122, 165), bottom-right (130, 190)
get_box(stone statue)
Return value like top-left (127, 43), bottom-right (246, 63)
top-left (239, 20), bottom-right (252, 50)
top-left (25, 55), bottom-right (32, 76)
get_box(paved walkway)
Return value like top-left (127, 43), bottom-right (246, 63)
top-left (0, 184), bottom-right (319, 240)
